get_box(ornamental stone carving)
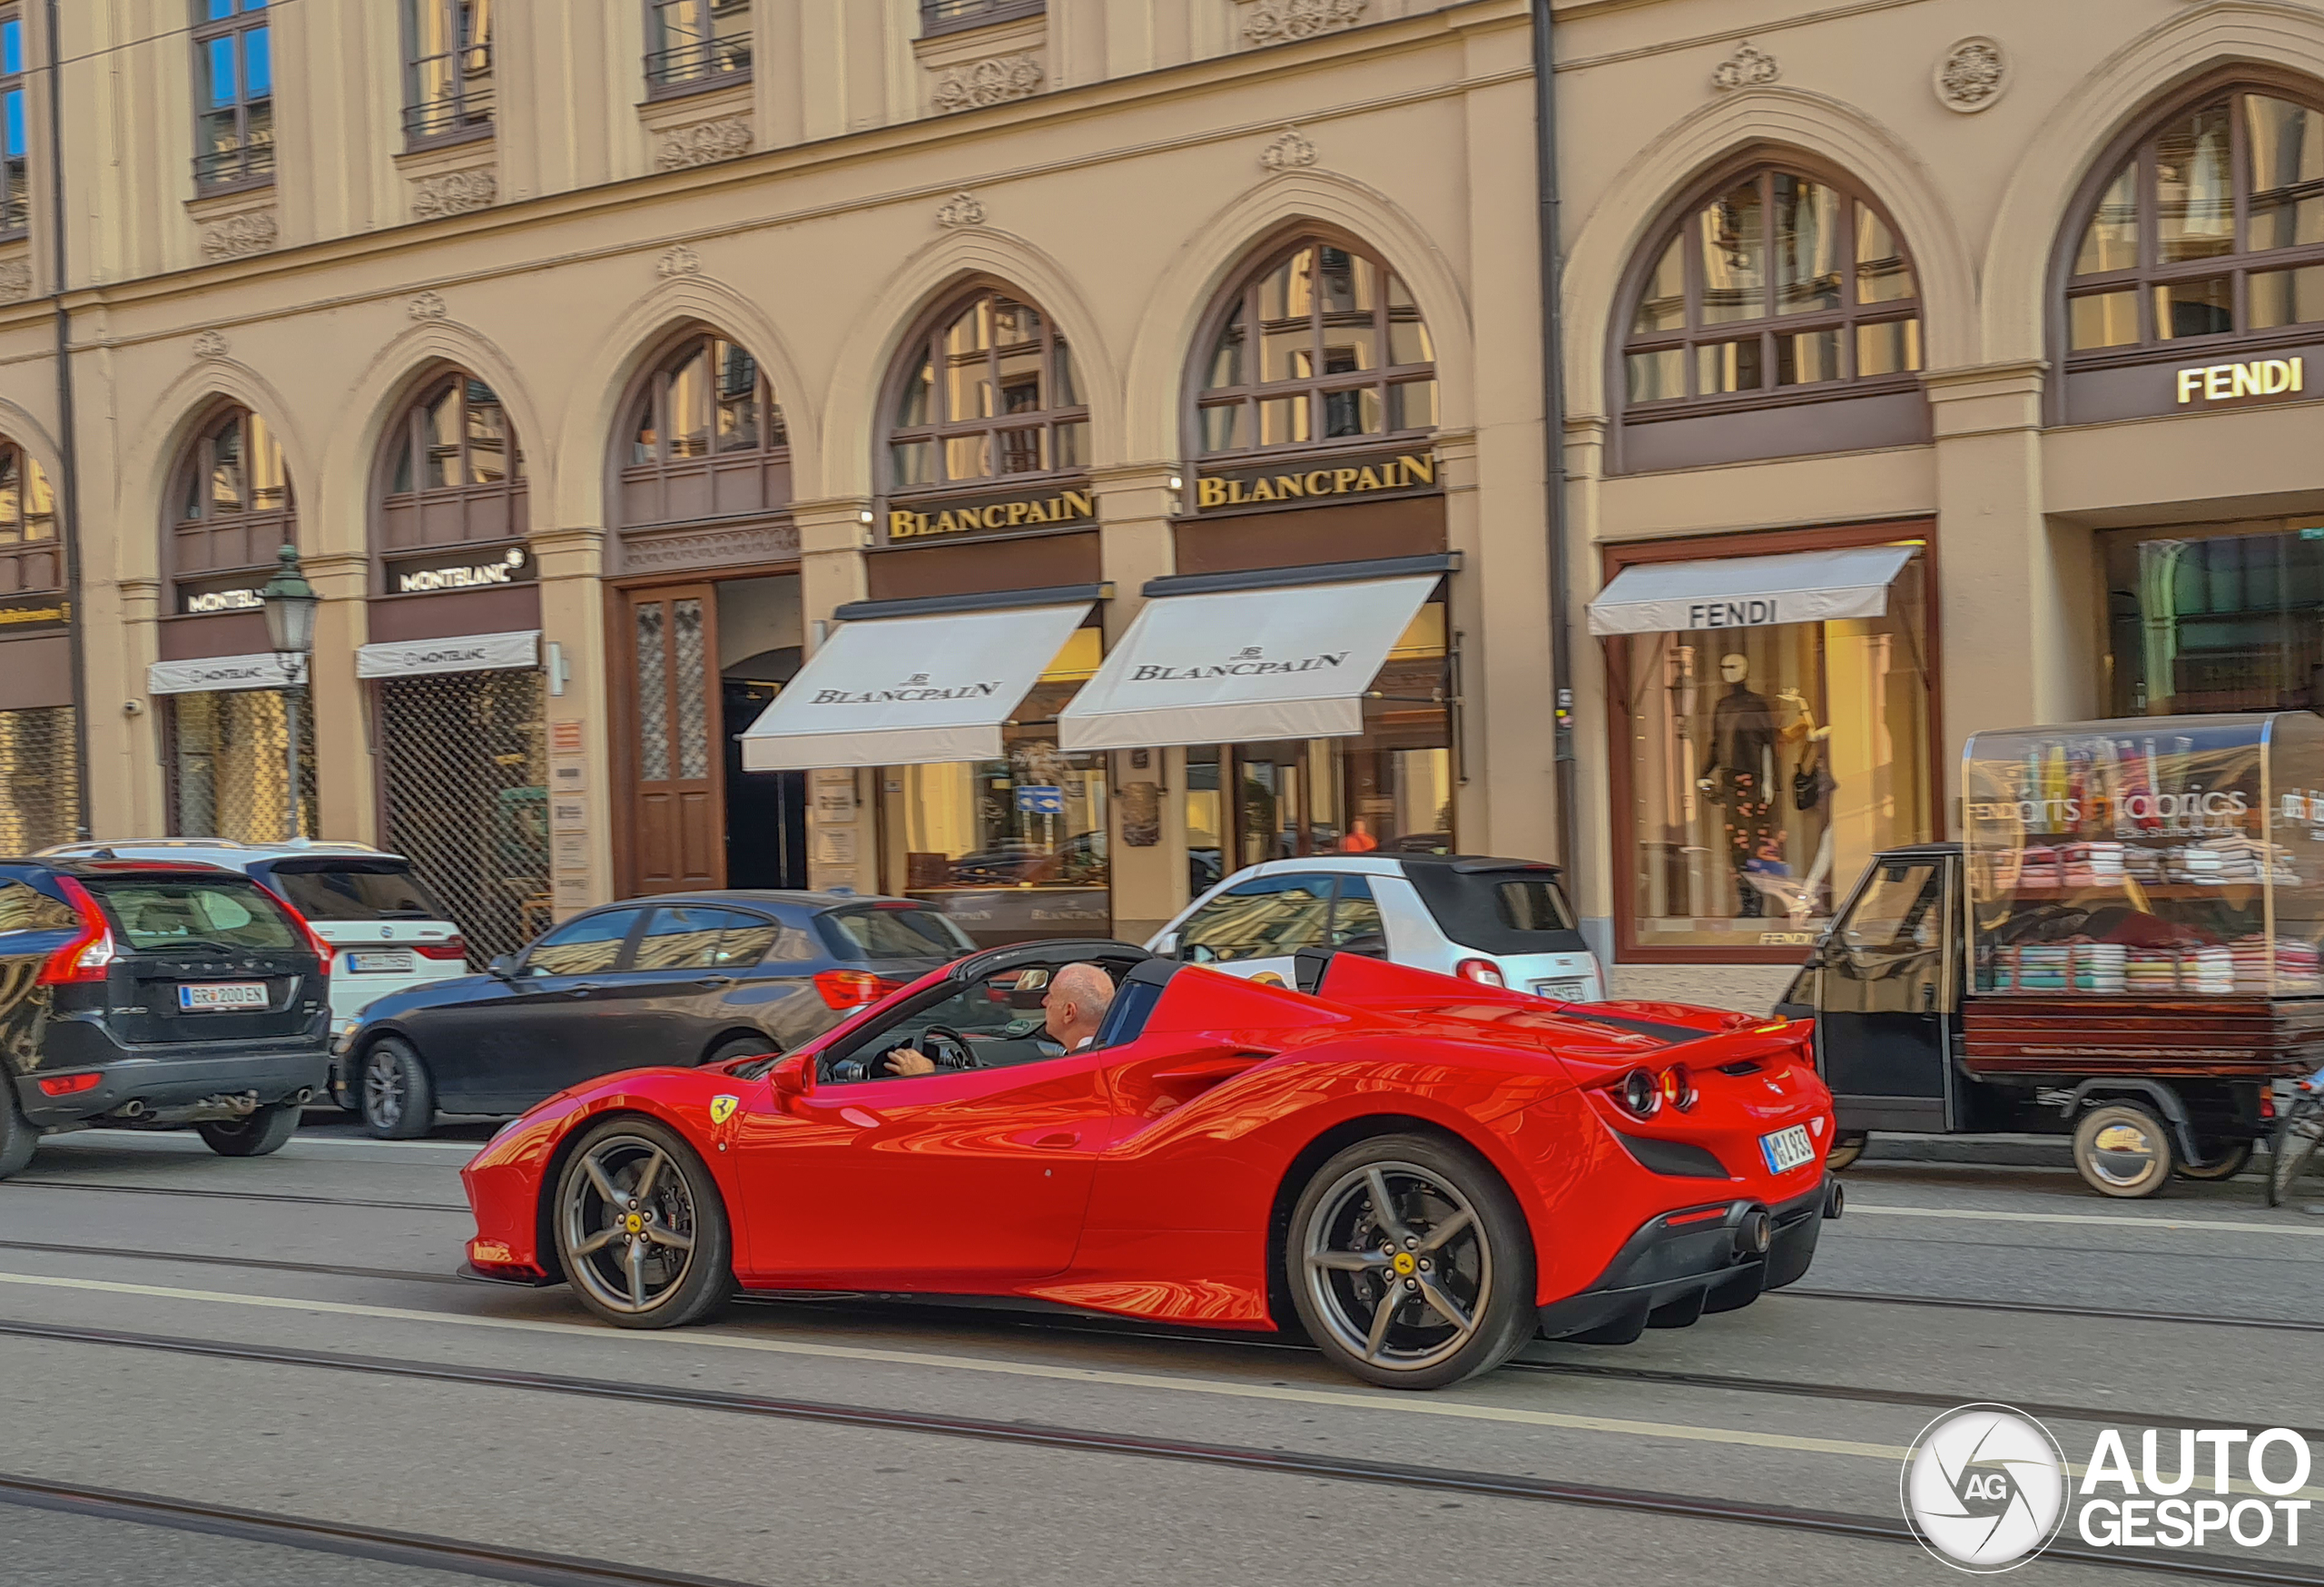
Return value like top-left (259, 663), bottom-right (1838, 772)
top-left (1260, 127), bottom-right (1317, 172)
top-left (0, 261), bottom-right (30, 303)
top-left (410, 168), bottom-right (497, 221)
top-left (200, 209), bottom-right (279, 261)
top-left (655, 117), bottom-right (753, 171)
top-left (658, 243), bottom-right (702, 277)
top-left (1935, 36), bottom-right (2007, 113)
top-left (935, 192), bottom-right (986, 229)
top-left (407, 291), bottom-right (448, 320)
top-left (1712, 42), bottom-right (1780, 92)
top-left (931, 53), bottom-right (1043, 114)
top-left (192, 330), bottom-right (230, 360)
top-left (1240, 0), bottom-right (1367, 44)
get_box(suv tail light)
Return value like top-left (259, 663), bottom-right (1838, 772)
top-left (1455, 958), bottom-right (1507, 987)
top-left (36, 1071), bottom-right (101, 1097)
top-left (814, 969), bottom-right (901, 1010)
top-left (252, 881), bottom-right (335, 976)
top-left (38, 877), bottom-right (116, 986)
top-left (413, 936), bottom-right (468, 961)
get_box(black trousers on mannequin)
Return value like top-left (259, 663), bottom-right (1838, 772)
top-left (1719, 773), bottom-right (1774, 918)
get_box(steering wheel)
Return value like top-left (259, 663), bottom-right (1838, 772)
top-left (888, 1023), bottom-right (978, 1076)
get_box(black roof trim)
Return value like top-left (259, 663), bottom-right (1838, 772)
top-left (834, 583), bottom-right (1113, 623)
top-left (1402, 853), bottom-right (1565, 877)
top-left (1141, 552), bottom-right (1458, 600)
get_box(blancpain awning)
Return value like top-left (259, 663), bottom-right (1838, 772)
top-left (738, 602), bottom-right (1093, 771)
top-left (1059, 576), bottom-right (1437, 752)
top-left (1586, 545), bottom-right (1916, 636)
top-left (357, 629), bottom-right (539, 680)
top-left (147, 652), bottom-right (300, 696)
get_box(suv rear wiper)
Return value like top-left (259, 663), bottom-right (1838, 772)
top-left (133, 941), bottom-right (254, 955)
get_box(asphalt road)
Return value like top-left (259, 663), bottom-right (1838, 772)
top-left (0, 1116), bottom-right (2319, 1587)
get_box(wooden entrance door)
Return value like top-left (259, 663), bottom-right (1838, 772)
top-left (621, 584), bottom-right (724, 894)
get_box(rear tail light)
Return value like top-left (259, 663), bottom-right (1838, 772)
top-left (35, 1071), bottom-right (101, 1097)
top-left (1618, 1067), bottom-right (1660, 1119)
top-left (814, 969), bottom-right (901, 1010)
top-left (414, 936), bottom-right (468, 961)
top-left (1456, 958), bottom-right (1507, 987)
top-left (1659, 1063), bottom-right (1698, 1112)
top-left (38, 878), bottom-right (116, 986)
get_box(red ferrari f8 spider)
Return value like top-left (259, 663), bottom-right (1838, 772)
top-left (460, 939), bottom-right (1840, 1389)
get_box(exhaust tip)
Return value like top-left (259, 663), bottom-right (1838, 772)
top-left (1825, 1179), bottom-right (1846, 1220)
top-left (1738, 1208), bottom-right (1773, 1257)
top-left (292, 1088), bottom-right (313, 1105)
top-left (116, 1099), bottom-right (145, 1119)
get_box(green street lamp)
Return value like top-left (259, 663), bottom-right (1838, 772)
top-left (259, 544), bottom-right (317, 838)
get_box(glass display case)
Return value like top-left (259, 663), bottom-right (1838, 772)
top-left (1965, 713), bottom-right (2324, 998)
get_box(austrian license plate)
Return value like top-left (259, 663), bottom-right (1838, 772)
top-left (1531, 978), bottom-right (1590, 1001)
top-left (1759, 1124), bottom-right (1817, 1176)
top-left (178, 981), bottom-right (269, 1012)
top-left (347, 951), bottom-right (413, 975)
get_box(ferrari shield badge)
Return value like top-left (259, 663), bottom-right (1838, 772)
top-left (709, 1095), bottom-right (739, 1126)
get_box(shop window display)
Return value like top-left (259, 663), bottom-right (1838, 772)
top-left (886, 627), bottom-right (1111, 944)
top-left (1965, 714), bottom-right (2324, 997)
top-left (1617, 551), bottom-right (1932, 951)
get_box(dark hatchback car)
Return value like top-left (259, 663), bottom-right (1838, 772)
top-left (0, 859), bottom-right (333, 1179)
top-left (338, 891), bottom-right (977, 1138)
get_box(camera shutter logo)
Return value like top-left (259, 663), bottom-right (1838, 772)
top-left (1901, 1404), bottom-right (2068, 1572)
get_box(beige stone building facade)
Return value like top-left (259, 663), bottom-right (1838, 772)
top-left (2, 0), bottom-right (2320, 1007)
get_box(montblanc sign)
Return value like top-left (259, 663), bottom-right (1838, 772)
top-left (147, 651), bottom-right (298, 696)
top-left (357, 629), bottom-right (540, 680)
top-left (180, 586), bottom-right (262, 616)
top-left (387, 544), bottom-right (534, 595)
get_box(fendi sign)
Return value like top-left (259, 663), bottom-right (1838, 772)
top-left (2065, 338), bottom-right (2324, 424)
top-left (2176, 356), bottom-right (2306, 404)
top-left (886, 485), bottom-right (1095, 542)
top-left (1192, 448), bottom-right (1438, 513)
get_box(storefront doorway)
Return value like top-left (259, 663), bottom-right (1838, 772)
top-left (619, 572), bottom-right (807, 896)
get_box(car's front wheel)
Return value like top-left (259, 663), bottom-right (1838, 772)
top-left (554, 1118), bottom-right (734, 1329)
top-left (197, 1100), bottom-right (300, 1158)
top-left (2072, 1101), bottom-right (2175, 1198)
top-left (1285, 1133), bottom-right (1536, 1390)
top-left (360, 1038), bottom-right (435, 1140)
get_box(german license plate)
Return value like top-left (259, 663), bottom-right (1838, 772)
top-left (347, 951), bottom-right (413, 975)
top-left (1531, 978), bottom-right (1590, 1001)
top-left (1759, 1124), bottom-right (1817, 1175)
top-left (178, 982), bottom-right (268, 1012)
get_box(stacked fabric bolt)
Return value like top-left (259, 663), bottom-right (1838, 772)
top-left (2274, 937), bottom-right (2323, 993)
top-left (2062, 843), bottom-right (2127, 888)
top-left (2126, 948), bottom-right (2180, 994)
top-left (2231, 936), bottom-right (2276, 993)
top-left (2014, 943), bottom-right (2071, 991)
top-left (2073, 942), bottom-right (2128, 993)
top-left (2179, 944), bottom-right (2235, 994)
top-left (2018, 847), bottom-right (2062, 888)
top-left (2121, 846), bottom-right (2167, 883)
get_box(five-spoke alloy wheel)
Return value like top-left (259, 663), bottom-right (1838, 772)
top-left (554, 1118), bottom-right (734, 1329)
top-left (1286, 1133), bottom-right (1535, 1389)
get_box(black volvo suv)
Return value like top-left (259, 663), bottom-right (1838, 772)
top-left (0, 859), bottom-right (332, 1178)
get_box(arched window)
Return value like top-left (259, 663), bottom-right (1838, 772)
top-left (377, 370), bottom-right (527, 566)
top-left (886, 289), bottom-right (1087, 490)
top-left (621, 331), bottom-right (790, 527)
top-left (0, 436), bottom-right (60, 596)
top-left (168, 405), bottom-right (294, 607)
top-left (1193, 238), bottom-right (1436, 457)
top-left (2064, 85), bottom-right (2324, 353)
top-left (1621, 166), bottom-right (1921, 410)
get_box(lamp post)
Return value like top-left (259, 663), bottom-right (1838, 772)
top-left (260, 544), bottom-right (318, 840)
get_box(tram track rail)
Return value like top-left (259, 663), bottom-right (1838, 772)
top-left (1, 1178), bottom-right (468, 1212)
top-left (0, 1315), bottom-right (2318, 1585)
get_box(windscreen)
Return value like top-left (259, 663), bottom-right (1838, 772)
top-left (817, 904), bottom-right (975, 961)
top-left (261, 862), bottom-right (448, 922)
top-left (1403, 863), bottom-right (1590, 955)
top-left (88, 879), bottom-right (302, 951)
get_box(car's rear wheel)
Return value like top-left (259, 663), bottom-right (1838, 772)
top-left (361, 1038), bottom-right (435, 1140)
top-left (0, 1086), bottom-right (34, 1180)
top-left (554, 1118), bottom-right (734, 1329)
top-left (197, 1100), bottom-right (300, 1158)
top-left (705, 1035), bottom-right (774, 1065)
top-left (2173, 1138), bottom-right (2253, 1182)
top-left (2072, 1101), bottom-right (2175, 1198)
top-left (1285, 1133), bottom-right (1536, 1390)
top-left (1825, 1131), bottom-right (1868, 1172)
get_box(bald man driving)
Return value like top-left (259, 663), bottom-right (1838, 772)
top-left (884, 961), bottom-right (1117, 1078)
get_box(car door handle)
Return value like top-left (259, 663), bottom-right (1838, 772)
top-left (569, 982), bottom-right (606, 996)
top-left (691, 975), bottom-right (734, 990)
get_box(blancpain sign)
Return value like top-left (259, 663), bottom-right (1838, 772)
top-left (392, 546), bottom-right (530, 595)
top-left (1128, 646), bottom-right (1350, 684)
top-left (809, 673), bottom-right (1004, 706)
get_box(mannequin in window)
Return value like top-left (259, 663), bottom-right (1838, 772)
top-left (1767, 686), bottom-right (1836, 922)
top-left (1698, 652), bottom-right (1779, 918)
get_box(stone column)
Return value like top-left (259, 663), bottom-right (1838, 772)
top-left (302, 551), bottom-right (374, 843)
top-left (793, 497), bottom-right (874, 894)
top-left (1926, 360), bottom-right (2094, 834)
top-left (1090, 462), bottom-right (1179, 941)
top-left (103, 577), bottom-right (164, 839)
top-left (530, 525), bottom-right (610, 918)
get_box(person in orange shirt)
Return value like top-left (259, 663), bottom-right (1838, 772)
top-left (1340, 820), bottom-right (1379, 853)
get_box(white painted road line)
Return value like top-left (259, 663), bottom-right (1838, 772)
top-left (1843, 1203), bottom-right (2324, 1237)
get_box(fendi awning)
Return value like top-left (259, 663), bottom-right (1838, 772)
top-left (1586, 544), bottom-right (1916, 636)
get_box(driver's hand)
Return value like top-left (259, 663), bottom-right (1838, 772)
top-left (885, 1047), bottom-right (936, 1077)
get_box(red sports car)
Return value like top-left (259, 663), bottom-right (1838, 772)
top-left (459, 939), bottom-right (1840, 1389)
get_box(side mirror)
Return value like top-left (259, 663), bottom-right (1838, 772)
top-left (487, 953), bottom-right (517, 979)
top-left (768, 1052), bottom-right (812, 1107)
top-left (1153, 931), bottom-right (1179, 959)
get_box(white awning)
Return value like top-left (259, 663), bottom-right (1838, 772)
top-left (1586, 545), bottom-right (1916, 636)
top-left (1059, 576), bottom-right (1437, 752)
top-left (358, 628), bottom-right (539, 680)
top-left (147, 652), bottom-right (299, 696)
top-left (738, 603), bottom-right (1092, 771)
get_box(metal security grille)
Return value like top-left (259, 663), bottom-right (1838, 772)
top-left (378, 668), bottom-right (547, 959)
top-left (169, 688), bottom-right (315, 843)
top-left (0, 705), bottom-right (77, 853)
